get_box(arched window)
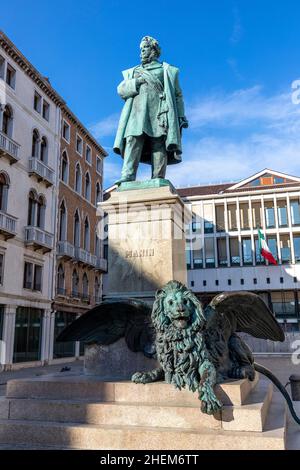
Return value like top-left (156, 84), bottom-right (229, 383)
top-left (72, 269), bottom-right (79, 297)
top-left (27, 190), bottom-right (38, 226)
top-left (36, 195), bottom-right (46, 229)
top-left (31, 129), bottom-right (40, 158)
top-left (2, 105), bottom-right (13, 137)
top-left (73, 210), bottom-right (80, 247)
top-left (75, 163), bottom-right (82, 194)
top-left (82, 273), bottom-right (89, 299)
top-left (59, 201), bottom-right (67, 241)
top-left (94, 276), bottom-right (101, 303)
top-left (0, 172), bottom-right (10, 212)
top-left (61, 151), bottom-right (69, 183)
top-left (57, 264), bottom-right (65, 294)
top-left (85, 172), bottom-right (91, 201)
top-left (40, 136), bottom-right (48, 163)
top-left (84, 217), bottom-right (90, 251)
top-left (95, 182), bottom-right (101, 205)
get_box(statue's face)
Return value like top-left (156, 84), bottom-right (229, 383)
top-left (163, 291), bottom-right (194, 329)
top-left (140, 41), bottom-right (154, 63)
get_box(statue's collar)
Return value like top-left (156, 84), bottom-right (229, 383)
top-left (139, 60), bottom-right (162, 70)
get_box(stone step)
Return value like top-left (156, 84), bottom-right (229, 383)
top-left (3, 380), bottom-right (271, 433)
top-left (6, 372), bottom-right (259, 406)
top-left (0, 393), bottom-right (286, 450)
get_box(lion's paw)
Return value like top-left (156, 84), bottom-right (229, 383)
top-left (131, 372), bottom-right (154, 384)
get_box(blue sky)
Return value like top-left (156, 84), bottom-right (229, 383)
top-left (2, 0), bottom-right (300, 187)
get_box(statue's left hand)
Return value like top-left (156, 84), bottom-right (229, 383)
top-left (179, 116), bottom-right (189, 129)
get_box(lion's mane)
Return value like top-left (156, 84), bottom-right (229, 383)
top-left (151, 280), bottom-right (206, 392)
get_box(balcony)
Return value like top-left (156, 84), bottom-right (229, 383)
top-left (0, 211), bottom-right (17, 239)
top-left (95, 257), bottom-right (107, 272)
top-left (24, 226), bottom-right (54, 253)
top-left (29, 158), bottom-right (54, 187)
top-left (74, 246), bottom-right (97, 268)
top-left (57, 241), bottom-right (75, 260)
top-left (0, 131), bottom-right (20, 164)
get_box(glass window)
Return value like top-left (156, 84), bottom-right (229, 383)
top-left (85, 173), bottom-right (91, 201)
top-left (61, 152), bottom-right (68, 183)
top-left (40, 137), bottom-right (48, 163)
top-left (242, 238), bottom-right (252, 265)
top-left (271, 292), bottom-right (296, 320)
top-left (74, 211), bottom-right (80, 247)
top-left (203, 204), bottom-right (214, 234)
top-left (277, 200), bottom-right (288, 227)
top-left (0, 172), bottom-right (9, 212)
top-left (274, 177), bottom-right (284, 184)
top-left (53, 312), bottom-right (76, 359)
top-left (0, 305), bottom-right (4, 342)
top-left (75, 164), bottom-right (82, 193)
top-left (255, 237), bottom-right (265, 265)
top-left (96, 156), bottom-right (102, 174)
top-left (267, 237), bottom-right (278, 262)
top-left (240, 203), bottom-right (250, 230)
top-left (193, 247), bottom-right (203, 269)
top-left (2, 105), bottom-right (13, 137)
top-left (227, 204), bottom-right (237, 231)
top-left (205, 238), bottom-right (215, 268)
top-left (84, 218), bottom-right (90, 251)
top-left (293, 235), bottom-right (300, 263)
top-left (23, 262), bottom-right (33, 289)
top-left (215, 205), bottom-right (225, 232)
top-left (0, 253), bottom-right (4, 285)
top-left (265, 201), bottom-right (275, 228)
top-left (217, 238), bottom-right (227, 266)
top-left (34, 265), bottom-right (42, 291)
top-left (13, 307), bottom-right (42, 363)
top-left (82, 273), bottom-right (89, 300)
top-left (57, 265), bottom-right (65, 295)
top-left (192, 214), bottom-right (201, 234)
top-left (76, 135), bottom-right (83, 155)
top-left (62, 120), bottom-right (70, 142)
top-left (186, 240), bottom-right (192, 269)
top-left (290, 200), bottom-right (300, 226)
top-left (34, 92), bottom-right (42, 113)
top-left (0, 55), bottom-right (5, 79)
top-left (280, 235), bottom-right (291, 264)
top-left (229, 238), bottom-right (240, 265)
top-left (42, 100), bottom-right (50, 121)
top-left (86, 145), bottom-right (92, 164)
top-left (6, 64), bottom-right (16, 89)
top-left (72, 270), bottom-right (79, 297)
top-left (252, 202), bottom-right (262, 229)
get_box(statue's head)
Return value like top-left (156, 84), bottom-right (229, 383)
top-left (140, 36), bottom-right (161, 64)
top-left (152, 280), bottom-right (205, 332)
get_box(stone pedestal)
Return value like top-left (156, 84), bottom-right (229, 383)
top-left (99, 181), bottom-right (191, 300)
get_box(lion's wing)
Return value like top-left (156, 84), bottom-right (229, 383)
top-left (56, 299), bottom-right (155, 355)
top-left (205, 292), bottom-right (285, 342)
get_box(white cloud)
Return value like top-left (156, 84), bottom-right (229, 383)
top-left (90, 113), bottom-right (119, 139)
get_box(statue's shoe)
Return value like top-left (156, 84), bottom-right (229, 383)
top-left (115, 177), bottom-right (135, 186)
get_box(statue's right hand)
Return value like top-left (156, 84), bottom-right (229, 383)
top-left (136, 76), bottom-right (147, 87)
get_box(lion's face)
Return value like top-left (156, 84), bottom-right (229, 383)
top-left (163, 290), bottom-right (195, 329)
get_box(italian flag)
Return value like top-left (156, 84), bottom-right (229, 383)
top-left (258, 229), bottom-right (277, 265)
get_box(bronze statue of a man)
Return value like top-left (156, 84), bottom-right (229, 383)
top-left (113, 36), bottom-right (188, 185)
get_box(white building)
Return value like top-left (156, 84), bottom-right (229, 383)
top-left (178, 169), bottom-right (300, 332)
top-left (0, 32), bottom-right (63, 368)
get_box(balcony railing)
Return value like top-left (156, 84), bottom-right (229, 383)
top-left (0, 211), bottom-right (17, 239)
top-left (0, 131), bottom-right (20, 164)
top-left (29, 158), bottom-right (54, 187)
top-left (57, 241), bottom-right (75, 259)
top-left (24, 226), bottom-right (54, 253)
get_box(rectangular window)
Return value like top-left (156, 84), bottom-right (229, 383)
top-left (0, 253), bottom-right (4, 285)
top-left (290, 200), bottom-right (300, 226)
top-left (242, 238), bottom-right (252, 265)
top-left (185, 247), bottom-right (192, 270)
top-left (203, 204), bottom-right (214, 234)
top-left (217, 238), bottom-right (227, 267)
top-left (229, 238), bottom-right (240, 265)
top-left (86, 145), bottom-right (92, 164)
top-left (293, 235), bottom-right (300, 263)
top-left (265, 201), bottom-right (275, 228)
top-left (62, 120), bottom-right (70, 142)
top-left (23, 262), bottom-right (43, 291)
top-left (6, 63), bottom-right (16, 89)
top-left (0, 55), bottom-right (5, 79)
top-left (76, 135), bottom-right (83, 155)
top-left (205, 238), bottom-right (215, 268)
top-left (34, 91), bottom-right (42, 113)
top-left (227, 204), bottom-right (238, 231)
top-left (42, 100), bottom-right (50, 121)
top-left (215, 205), bottom-right (225, 232)
top-left (252, 202), bottom-right (262, 229)
top-left (193, 247), bottom-right (203, 269)
top-left (240, 203), bottom-right (250, 230)
top-left (192, 215), bottom-right (201, 234)
top-left (267, 236), bottom-right (278, 263)
top-left (96, 156), bottom-right (102, 174)
top-left (13, 307), bottom-right (42, 363)
top-left (280, 235), bottom-right (291, 264)
top-left (277, 200), bottom-right (288, 227)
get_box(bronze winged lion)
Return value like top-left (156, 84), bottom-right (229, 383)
top-left (57, 280), bottom-right (300, 424)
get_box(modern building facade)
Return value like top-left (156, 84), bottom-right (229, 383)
top-left (53, 106), bottom-right (107, 360)
top-left (178, 169), bottom-right (300, 332)
top-left (0, 32), bottom-right (106, 369)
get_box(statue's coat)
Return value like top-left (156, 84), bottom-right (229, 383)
top-left (113, 62), bottom-right (185, 165)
